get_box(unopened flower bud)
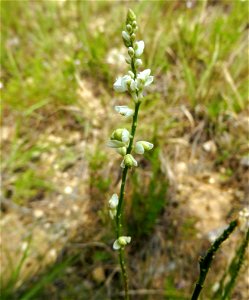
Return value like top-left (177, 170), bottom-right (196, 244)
top-left (126, 9), bottom-right (136, 25)
top-left (122, 31), bottom-right (131, 47)
top-left (116, 147), bottom-right (127, 156)
top-left (126, 24), bottom-right (132, 33)
top-left (111, 128), bottom-right (130, 143)
top-left (122, 31), bottom-right (130, 42)
top-left (128, 47), bottom-right (134, 57)
top-left (125, 57), bottom-right (131, 64)
top-left (121, 154), bottom-right (138, 168)
top-left (130, 33), bottom-right (136, 41)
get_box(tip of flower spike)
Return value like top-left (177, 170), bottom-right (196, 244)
top-left (126, 9), bottom-right (136, 25)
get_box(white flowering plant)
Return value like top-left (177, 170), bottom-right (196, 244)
top-left (106, 9), bottom-right (249, 300)
top-left (106, 9), bottom-right (154, 299)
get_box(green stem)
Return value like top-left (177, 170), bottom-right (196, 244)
top-left (115, 102), bottom-right (140, 300)
top-left (116, 167), bottom-right (128, 237)
top-left (119, 248), bottom-right (129, 300)
top-left (116, 102), bottom-right (140, 236)
top-left (191, 220), bottom-right (238, 300)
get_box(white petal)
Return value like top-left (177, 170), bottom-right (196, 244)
top-left (113, 75), bottom-right (131, 93)
top-left (122, 31), bottom-right (130, 42)
top-left (114, 106), bottom-right (134, 117)
top-left (131, 156), bottom-right (138, 167)
top-left (141, 141), bottom-right (154, 150)
top-left (120, 159), bottom-right (125, 169)
top-left (122, 129), bottom-right (130, 143)
top-left (125, 236), bottom-right (131, 243)
top-left (143, 69), bottom-right (151, 76)
top-left (107, 140), bottom-right (125, 148)
top-left (118, 236), bottom-right (131, 246)
top-left (135, 59), bottom-right (142, 67)
top-left (135, 41), bottom-right (145, 57)
top-left (113, 77), bottom-right (125, 92)
top-left (129, 79), bottom-right (137, 92)
top-left (135, 142), bottom-right (144, 154)
top-left (138, 69), bottom-right (151, 81)
top-left (109, 210), bottom-right (116, 219)
top-left (109, 194), bottom-right (119, 208)
top-left (113, 240), bottom-right (120, 250)
top-left (144, 76), bottom-right (153, 87)
top-left (128, 71), bottom-right (134, 78)
top-left (115, 147), bottom-right (127, 156)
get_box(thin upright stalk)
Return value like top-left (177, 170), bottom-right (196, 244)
top-left (191, 220), bottom-right (238, 300)
top-left (115, 102), bottom-right (140, 300)
top-left (119, 248), bottom-right (129, 299)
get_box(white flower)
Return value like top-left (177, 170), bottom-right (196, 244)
top-left (108, 129), bottom-right (130, 150)
top-left (113, 236), bottom-right (131, 250)
top-left (135, 141), bottom-right (154, 154)
top-left (113, 75), bottom-right (131, 92)
top-left (122, 31), bottom-right (130, 42)
top-left (107, 140), bottom-right (126, 148)
top-left (126, 24), bottom-right (132, 33)
top-left (121, 129), bottom-right (130, 143)
top-left (111, 128), bottom-right (130, 143)
top-left (134, 41), bottom-right (144, 57)
top-left (128, 71), bottom-right (135, 78)
top-left (129, 79), bottom-right (137, 92)
top-left (121, 154), bottom-right (138, 168)
top-left (238, 208), bottom-right (249, 232)
top-left (115, 147), bottom-right (127, 156)
top-left (128, 47), bottom-right (134, 57)
top-left (108, 194), bottom-right (119, 219)
top-left (109, 194), bottom-right (119, 209)
top-left (115, 106), bottom-right (134, 117)
top-left (137, 69), bottom-right (154, 88)
top-left (135, 59), bottom-right (142, 67)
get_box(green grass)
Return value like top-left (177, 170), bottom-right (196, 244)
top-left (128, 148), bottom-right (168, 238)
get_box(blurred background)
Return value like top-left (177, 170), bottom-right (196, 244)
top-left (1, 0), bottom-right (248, 299)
